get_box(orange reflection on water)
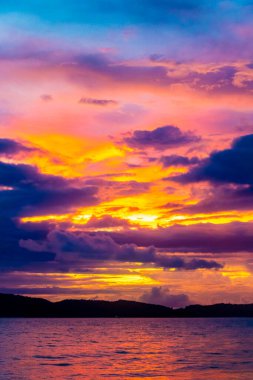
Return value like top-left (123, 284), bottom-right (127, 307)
top-left (1, 318), bottom-right (253, 379)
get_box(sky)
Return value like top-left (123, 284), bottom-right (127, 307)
top-left (1, 0), bottom-right (253, 307)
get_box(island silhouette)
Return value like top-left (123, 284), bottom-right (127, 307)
top-left (1, 293), bottom-right (253, 318)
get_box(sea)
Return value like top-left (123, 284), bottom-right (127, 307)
top-left (0, 318), bottom-right (252, 379)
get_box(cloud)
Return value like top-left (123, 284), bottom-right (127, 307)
top-left (168, 134), bottom-right (253, 215)
top-left (149, 59), bottom-right (241, 93)
top-left (4, 219), bottom-right (253, 273)
top-left (140, 286), bottom-right (191, 308)
top-left (184, 65), bottom-right (238, 94)
top-left (0, 161), bottom-right (99, 217)
top-left (20, 229), bottom-right (222, 270)
top-left (0, 143), bottom-right (149, 225)
top-left (74, 53), bottom-right (175, 87)
top-left (0, 138), bottom-right (31, 156)
top-left (84, 178), bottom-right (151, 197)
top-left (160, 154), bottom-right (199, 167)
top-left (84, 215), bottom-right (131, 229)
top-left (71, 54), bottom-right (251, 94)
top-left (181, 185), bottom-right (253, 214)
top-left (79, 97), bottom-right (117, 106)
top-left (124, 125), bottom-right (200, 150)
top-left (0, 286), bottom-right (117, 296)
top-left (0, 217), bottom-right (54, 272)
top-left (109, 221), bottom-right (253, 253)
top-left (173, 134), bottom-right (253, 185)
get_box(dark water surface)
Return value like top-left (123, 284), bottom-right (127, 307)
top-left (0, 318), bottom-right (252, 379)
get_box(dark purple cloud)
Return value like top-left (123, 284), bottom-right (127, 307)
top-left (0, 161), bottom-right (98, 217)
top-left (20, 229), bottom-right (222, 270)
top-left (79, 97), bottom-right (117, 106)
top-left (0, 217), bottom-right (222, 274)
top-left (0, 138), bottom-right (150, 219)
top-left (0, 139), bottom-right (31, 156)
top-left (181, 185), bottom-right (253, 214)
top-left (75, 53), bottom-right (175, 87)
top-left (140, 286), bottom-right (191, 308)
top-left (185, 65), bottom-right (238, 93)
top-left (173, 134), bottom-right (253, 185)
top-left (72, 53), bottom-right (253, 94)
top-left (4, 218), bottom-right (253, 274)
top-left (160, 154), bottom-right (199, 167)
top-left (149, 58), bottom-right (253, 94)
top-left (124, 125), bottom-right (200, 150)
top-left (109, 222), bottom-right (253, 253)
top-left (0, 217), bottom-right (54, 272)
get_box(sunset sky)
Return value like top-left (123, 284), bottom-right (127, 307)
top-left (1, 0), bottom-right (253, 307)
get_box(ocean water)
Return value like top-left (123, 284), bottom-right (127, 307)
top-left (0, 318), bottom-right (252, 379)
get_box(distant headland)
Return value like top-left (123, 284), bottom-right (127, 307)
top-left (1, 293), bottom-right (253, 318)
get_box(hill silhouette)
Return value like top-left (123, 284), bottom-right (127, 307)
top-left (1, 293), bottom-right (253, 318)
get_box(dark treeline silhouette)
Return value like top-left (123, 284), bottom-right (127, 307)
top-left (1, 293), bottom-right (253, 318)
